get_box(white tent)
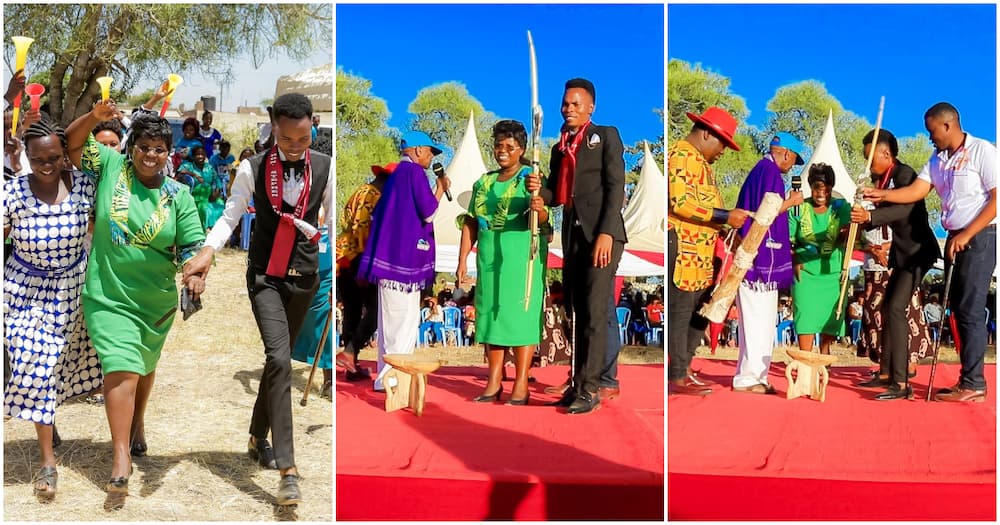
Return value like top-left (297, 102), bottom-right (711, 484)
top-left (433, 110), bottom-right (489, 272)
top-left (800, 110), bottom-right (857, 201)
top-left (274, 63), bottom-right (332, 112)
top-left (622, 141), bottom-right (665, 257)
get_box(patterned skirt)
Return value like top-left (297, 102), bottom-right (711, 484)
top-left (858, 270), bottom-right (933, 364)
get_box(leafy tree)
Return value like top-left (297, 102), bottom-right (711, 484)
top-left (898, 134), bottom-right (941, 222)
top-left (407, 82), bottom-right (498, 168)
top-left (666, 59), bottom-right (749, 145)
top-left (335, 69), bottom-right (397, 224)
top-left (4, 4), bottom-right (331, 125)
top-left (763, 80), bottom-right (844, 149)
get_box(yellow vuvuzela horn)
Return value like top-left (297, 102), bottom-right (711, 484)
top-left (10, 36), bottom-right (35, 136)
top-left (96, 76), bottom-right (113, 102)
top-left (160, 74), bottom-right (184, 117)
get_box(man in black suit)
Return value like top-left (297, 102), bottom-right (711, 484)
top-left (184, 93), bottom-right (331, 504)
top-left (851, 128), bottom-right (941, 400)
top-left (527, 78), bottom-right (627, 415)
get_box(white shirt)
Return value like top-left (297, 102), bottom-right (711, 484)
top-left (917, 133), bottom-right (997, 231)
top-left (204, 148), bottom-right (333, 251)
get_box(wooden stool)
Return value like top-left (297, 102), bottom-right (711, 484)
top-left (785, 349), bottom-right (838, 402)
top-left (383, 354), bottom-right (442, 417)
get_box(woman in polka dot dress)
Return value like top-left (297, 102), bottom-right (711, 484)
top-left (3, 120), bottom-right (100, 500)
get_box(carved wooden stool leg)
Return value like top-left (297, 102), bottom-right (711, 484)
top-left (411, 373), bottom-right (429, 417)
top-left (384, 369), bottom-right (412, 413)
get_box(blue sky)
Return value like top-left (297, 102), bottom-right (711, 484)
top-left (336, 3), bottom-right (665, 151)
top-left (668, 3), bottom-right (997, 143)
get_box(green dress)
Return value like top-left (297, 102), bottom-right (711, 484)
top-left (463, 167), bottom-right (548, 346)
top-left (179, 160), bottom-right (224, 230)
top-left (789, 197), bottom-right (851, 337)
top-left (80, 135), bottom-right (206, 375)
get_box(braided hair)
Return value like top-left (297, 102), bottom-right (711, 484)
top-left (124, 112), bottom-right (172, 159)
top-left (23, 118), bottom-right (68, 152)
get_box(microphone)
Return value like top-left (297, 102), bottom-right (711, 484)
top-left (432, 162), bottom-right (452, 201)
top-left (791, 173), bottom-right (802, 216)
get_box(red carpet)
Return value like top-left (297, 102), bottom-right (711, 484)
top-left (337, 362), bottom-right (664, 520)
top-left (669, 358), bottom-right (997, 520)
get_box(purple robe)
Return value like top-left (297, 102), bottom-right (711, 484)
top-left (357, 158), bottom-right (438, 289)
top-left (735, 156), bottom-right (794, 290)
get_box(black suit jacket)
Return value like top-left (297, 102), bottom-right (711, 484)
top-left (540, 123), bottom-right (628, 244)
top-left (866, 162), bottom-right (941, 270)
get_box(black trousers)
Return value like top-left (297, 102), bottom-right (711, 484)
top-left (882, 266), bottom-right (926, 384)
top-left (247, 268), bottom-right (319, 470)
top-left (948, 225), bottom-right (996, 390)
top-left (338, 257), bottom-right (378, 357)
top-left (667, 230), bottom-right (712, 382)
top-left (563, 224), bottom-right (625, 396)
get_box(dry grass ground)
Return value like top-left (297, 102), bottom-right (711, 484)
top-left (3, 248), bottom-right (332, 521)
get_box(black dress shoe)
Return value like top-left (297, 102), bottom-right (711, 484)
top-left (875, 384), bottom-right (913, 401)
top-left (546, 390), bottom-right (575, 407)
top-left (858, 376), bottom-right (890, 388)
top-left (248, 438), bottom-right (278, 469)
top-left (567, 391), bottom-right (600, 415)
top-left (345, 367), bottom-right (372, 382)
top-left (506, 394), bottom-right (530, 406)
top-left (276, 474), bottom-right (302, 505)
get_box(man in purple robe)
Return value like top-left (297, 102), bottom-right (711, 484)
top-left (357, 131), bottom-right (450, 391)
top-left (731, 132), bottom-right (804, 393)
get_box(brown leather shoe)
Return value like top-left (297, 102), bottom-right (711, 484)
top-left (935, 388), bottom-right (986, 403)
top-left (669, 379), bottom-right (711, 396)
top-left (544, 381), bottom-right (570, 395)
top-left (598, 386), bottom-right (620, 400)
top-left (687, 373), bottom-right (712, 387)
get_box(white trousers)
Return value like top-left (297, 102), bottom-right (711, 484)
top-left (733, 283), bottom-right (779, 388)
top-left (374, 283), bottom-right (420, 390)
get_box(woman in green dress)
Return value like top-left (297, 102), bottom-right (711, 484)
top-left (177, 144), bottom-right (224, 231)
top-left (456, 120), bottom-right (548, 405)
top-left (66, 87), bottom-right (206, 500)
top-left (789, 163), bottom-right (852, 355)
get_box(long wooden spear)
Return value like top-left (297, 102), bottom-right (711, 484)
top-left (836, 96), bottom-right (884, 319)
top-left (524, 30), bottom-right (543, 311)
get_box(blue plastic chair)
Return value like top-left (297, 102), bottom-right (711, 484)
top-left (418, 307), bottom-right (432, 346)
top-left (649, 325), bottom-right (663, 347)
top-left (442, 306), bottom-right (464, 346)
top-left (240, 212), bottom-right (255, 250)
top-left (615, 307), bottom-right (630, 345)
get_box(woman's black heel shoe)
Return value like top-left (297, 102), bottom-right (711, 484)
top-left (473, 386), bottom-right (503, 403)
top-left (506, 394), bottom-right (530, 406)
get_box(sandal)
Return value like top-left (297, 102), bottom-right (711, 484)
top-left (33, 466), bottom-right (57, 500)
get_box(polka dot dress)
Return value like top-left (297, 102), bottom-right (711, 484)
top-left (3, 171), bottom-right (101, 425)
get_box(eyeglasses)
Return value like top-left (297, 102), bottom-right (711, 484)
top-left (493, 144), bottom-right (521, 152)
top-left (134, 144), bottom-right (169, 156)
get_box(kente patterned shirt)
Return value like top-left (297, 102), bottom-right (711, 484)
top-left (667, 139), bottom-right (724, 291)
top-left (335, 182), bottom-right (381, 271)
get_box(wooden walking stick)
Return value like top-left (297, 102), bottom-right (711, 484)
top-left (698, 192), bottom-right (784, 323)
top-left (524, 30), bottom-right (543, 311)
top-left (837, 96), bottom-right (885, 319)
top-left (300, 312), bottom-right (332, 407)
top-left (926, 246), bottom-right (955, 401)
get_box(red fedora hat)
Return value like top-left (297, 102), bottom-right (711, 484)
top-left (686, 106), bottom-right (741, 151)
top-left (370, 162), bottom-right (399, 177)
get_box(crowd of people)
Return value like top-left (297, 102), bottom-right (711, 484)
top-left (668, 102), bottom-right (996, 402)
top-left (3, 67), bottom-right (333, 508)
top-left (336, 78), bottom-right (633, 414)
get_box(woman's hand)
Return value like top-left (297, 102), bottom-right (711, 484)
top-left (21, 108), bottom-right (42, 131)
top-left (456, 260), bottom-right (467, 289)
top-left (4, 69), bottom-right (25, 106)
top-left (143, 79), bottom-right (171, 108)
top-left (92, 99), bottom-right (118, 122)
top-left (525, 172), bottom-right (541, 193)
top-left (529, 195), bottom-right (545, 213)
top-left (185, 273), bottom-right (205, 301)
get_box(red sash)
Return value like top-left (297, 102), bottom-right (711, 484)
top-left (265, 146), bottom-right (312, 277)
top-left (552, 121), bottom-right (590, 208)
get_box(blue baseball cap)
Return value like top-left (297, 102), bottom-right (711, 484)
top-left (771, 132), bottom-right (805, 165)
top-left (400, 131), bottom-right (444, 156)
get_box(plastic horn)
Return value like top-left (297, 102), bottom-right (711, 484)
top-left (160, 74), bottom-right (184, 117)
top-left (10, 36), bottom-right (35, 136)
top-left (96, 76), bottom-right (113, 102)
top-left (24, 83), bottom-right (45, 112)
